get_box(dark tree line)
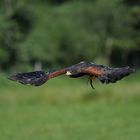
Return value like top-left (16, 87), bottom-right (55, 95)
top-left (0, 0), bottom-right (139, 72)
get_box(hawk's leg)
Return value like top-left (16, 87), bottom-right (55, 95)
top-left (90, 79), bottom-right (95, 89)
top-left (87, 76), bottom-right (96, 89)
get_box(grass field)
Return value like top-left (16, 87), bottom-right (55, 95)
top-left (0, 72), bottom-right (140, 140)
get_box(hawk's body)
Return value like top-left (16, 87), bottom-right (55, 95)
top-left (9, 61), bottom-right (135, 88)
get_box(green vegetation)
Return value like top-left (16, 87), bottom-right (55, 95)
top-left (0, 0), bottom-right (140, 71)
top-left (0, 72), bottom-right (140, 140)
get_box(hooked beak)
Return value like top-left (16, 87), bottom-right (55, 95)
top-left (66, 71), bottom-right (72, 76)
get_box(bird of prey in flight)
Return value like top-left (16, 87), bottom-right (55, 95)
top-left (9, 61), bottom-right (135, 89)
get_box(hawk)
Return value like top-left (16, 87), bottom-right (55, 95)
top-left (9, 61), bottom-right (135, 89)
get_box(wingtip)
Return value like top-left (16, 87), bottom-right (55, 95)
top-left (8, 74), bottom-right (17, 81)
top-left (125, 66), bottom-right (135, 73)
top-left (129, 67), bottom-right (135, 74)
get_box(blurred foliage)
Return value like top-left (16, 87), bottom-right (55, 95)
top-left (0, 70), bottom-right (140, 140)
top-left (0, 0), bottom-right (139, 72)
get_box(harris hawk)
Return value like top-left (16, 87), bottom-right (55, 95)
top-left (9, 61), bottom-right (135, 89)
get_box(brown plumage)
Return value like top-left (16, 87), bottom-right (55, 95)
top-left (9, 61), bottom-right (135, 88)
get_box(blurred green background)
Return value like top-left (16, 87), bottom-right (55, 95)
top-left (0, 0), bottom-right (140, 140)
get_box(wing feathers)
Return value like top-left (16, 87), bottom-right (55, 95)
top-left (83, 67), bottom-right (104, 76)
top-left (98, 66), bottom-right (135, 84)
top-left (9, 69), bottom-right (66, 86)
top-left (9, 71), bottom-right (48, 86)
top-left (81, 65), bottom-right (135, 84)
top-left (48, 69), bottom-right (66, 79)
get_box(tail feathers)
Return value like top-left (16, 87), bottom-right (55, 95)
top-left (9, 71), bottom-right (48, 86)
top-left (98, 66), bottom-right (135, 84)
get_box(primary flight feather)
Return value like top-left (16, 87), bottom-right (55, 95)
top-left (9, 61), bottom-right (135, 88)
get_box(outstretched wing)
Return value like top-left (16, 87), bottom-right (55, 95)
top-left (99, 66), bottom-right (135, 84)
top-left (9, 69), bottom-right (66, 86)
top-left (9, 71), bottom-right (48, 86)
top-left (83, 65), bottom-right (135, 84)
